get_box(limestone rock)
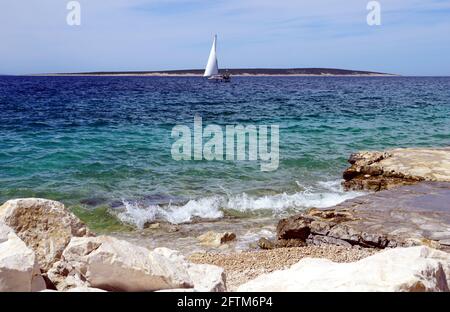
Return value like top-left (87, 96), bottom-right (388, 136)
top-left (197, 231), bottom-right (236, 247)
top-left (0, 198), bottom-right (91, 271)
top-left (156, 288), bottom-right (196, 292)
top-left (153, 247), bottom-right (227, 292)
top-left (238, 246), bottom-right (450, 292)
top-left (258, 237), bottom-right (276, 250)
top-left (0, 222), bottom-right (46, 292)
top-left (343, 148), bottom-right (450, 191)
top-left (46, 260), bottom-right (89, 291)
top-left (65, 287), bottom-right (106, 292)
top-left (59, 236), bottom-right (193, 291)
top-left (277, 182), bottom-right (450, 251)
top-left (277, 216), bottom-right (312, 240)
top-left (40, 289), bottom-right (57, 292)
top-left (307, 235), bottom-right (353, 248)
top-left (257, 237), bottom-right (306, 250)
top-left (187, 264), bottom-right (226, 292)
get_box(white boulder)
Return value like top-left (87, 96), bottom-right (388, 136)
top-left (153, 248), bottom-right (227, 292)
top-left (238, 246), bottom-right (450, 292)
top-left (0, 222), bottom-right (46, 292)
top-left (65, 287), bottom-right (106, 292)
top-left (46, 260), bottom-right (89, 291)
top-left (156, 288), bottom-right (197, 292)
top-left (0, 198), bottom-right (91, 271)
top-left (57, 236), bottom-right (193, 291)
top-left (187, 263), bottom-right (227, 292)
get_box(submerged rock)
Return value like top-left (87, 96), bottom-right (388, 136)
top-left (0, 198), bottom-right (92, 271)
top-left (197, 231), bottom-right (236, 247)
top-left (0, 222), bottom-right (46, 292)
top-left (277, 182), bottom-right (450, 250)
top-left (343, 148), bottom-right (450, 191)
top-left (238, 246), bottom-right (450, 292)
top-left (146, 222), bottom-right (180, 233)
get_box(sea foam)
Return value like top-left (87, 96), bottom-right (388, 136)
top-left (116, 180), bottom-right (365, 229)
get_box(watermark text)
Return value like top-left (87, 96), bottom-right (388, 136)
top-left (171, 117), bottom-right (279, 172)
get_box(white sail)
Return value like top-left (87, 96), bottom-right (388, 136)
top-left (203, 35), bottom-right (219, 77)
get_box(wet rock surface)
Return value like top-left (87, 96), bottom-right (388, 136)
top-left (277, 182), bottom-right (450, 251)
top-left (343, 148), bottom-right (450, 191)
top-left (197, 231), bottom-right (237, 247)
top-left (112, 217), bottom-right (276, 255)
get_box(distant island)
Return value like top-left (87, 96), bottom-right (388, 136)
top-left (37, 68), bottom-right (397, 77)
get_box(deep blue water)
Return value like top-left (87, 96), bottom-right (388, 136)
top-left (1, 76), bottom-right (449, 226)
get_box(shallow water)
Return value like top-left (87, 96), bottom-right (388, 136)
top-left (1, 76), bottom-right (449, 228)
top-left (112, 217), bottom-right (277, 255)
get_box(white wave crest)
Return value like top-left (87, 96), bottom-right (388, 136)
top-left (118, 200), bottom-right (159, 229)
top-left (117, 197), bottom-right (224, 229)
top-left (115, 180), bottom-right (365, 228)
top-left (225, 190), bottom-right (362, 213)
top-left (160, 197), bottom-right (224, 224)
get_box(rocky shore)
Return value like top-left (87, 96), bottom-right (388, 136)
top-left (275, 182), bottom-right (450, 250)
top-left (342, 147), bottom-right (450, 191)
top-left (0, 198), bottom-right (225, 292)
top-left (191, 147), bottom-right (450, 291)
top-left (1, 147), bottom-right (450, 292)
top-left (268, 148), bottom-right (450, 252)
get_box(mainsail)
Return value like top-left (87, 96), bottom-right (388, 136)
top-left (203, 35), bottom-right (219, 77)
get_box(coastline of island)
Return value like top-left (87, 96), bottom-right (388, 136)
top-left (30, 68), bottom-right (399, 77)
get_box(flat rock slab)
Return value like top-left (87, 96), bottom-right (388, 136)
top-left (343, 148), bottom-right (450, 191)
top-left (277, 182), bottom-right (450, 250)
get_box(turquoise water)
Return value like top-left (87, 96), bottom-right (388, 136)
top-left (1, 76), bottom-right (449, 227)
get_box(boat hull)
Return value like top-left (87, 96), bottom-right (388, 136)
top-left (207, 75), bottom-right (231, 82)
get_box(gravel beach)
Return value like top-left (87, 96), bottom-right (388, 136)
top-left (189, 245), bottom-right (378, 291)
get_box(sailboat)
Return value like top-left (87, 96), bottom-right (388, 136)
top-left (203, 35), bottom-right (231, 82)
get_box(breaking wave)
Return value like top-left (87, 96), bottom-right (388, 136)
top-left (115, 180), bottom-right (365, 229)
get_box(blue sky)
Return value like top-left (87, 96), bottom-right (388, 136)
top-left (1, 0), bottom-right (450, 75)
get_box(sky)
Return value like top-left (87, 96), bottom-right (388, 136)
top-left (1, 0), bottom-right (450, 75)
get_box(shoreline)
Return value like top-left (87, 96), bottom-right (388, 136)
top-left (185, 147), bottom-right (450, 290)
top-left (30, 73), bottom-right (398, 77)
top-left (1, 147), bottom-right (450, 291)
top-left (91, 147), bottom-right (450, 290)
top-left (25, 67), bottom-right (398, 77)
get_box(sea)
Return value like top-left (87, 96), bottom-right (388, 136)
top-left (1, 76), bottom-right (449, 235)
